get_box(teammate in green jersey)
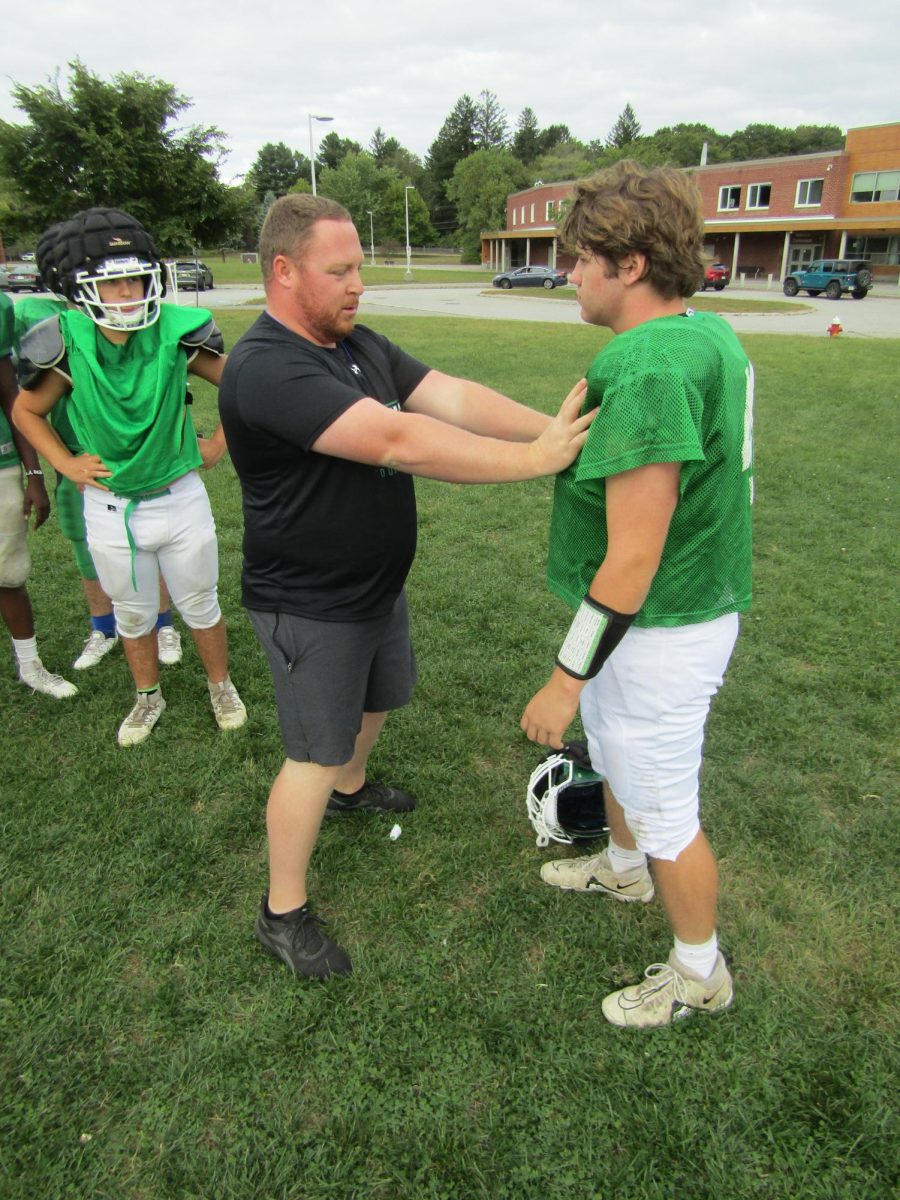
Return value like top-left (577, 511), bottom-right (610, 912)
top-left (521, 161), bottom-right (754, 1028)
top-left (13, 208), bottom-right (242, 746)
top-left (13, 295), bottom-right (198, 672)
top-left (0, 291), bottom-right (77, 698)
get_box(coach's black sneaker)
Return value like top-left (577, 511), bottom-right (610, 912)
top-left (254, 894), bottom-right (352, 979)
top-left (326, 780), bottom-right (417, 815)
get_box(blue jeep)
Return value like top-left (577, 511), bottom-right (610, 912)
top-left (782, 259), bottom-right (873, 300)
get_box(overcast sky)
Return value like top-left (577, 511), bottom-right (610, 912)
top-left (4, 0), bottom-right (897, 182)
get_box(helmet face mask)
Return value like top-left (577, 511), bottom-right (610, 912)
top-left (72, 255), bottom-right (163, 331)
top-left (526, 741), bottom-right (608, 848)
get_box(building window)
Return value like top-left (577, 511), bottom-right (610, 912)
top-left (521, 205), bottom-right (526, 224)
top-left (530, 203), bottom-right (535, 222)
top-left (718, 185), bottom-right (740, 211)
top-left (512, 208), bottom-right (517, 227)
top-left (846, 234), bottom-right (900, 265)
top-left (546, 200), bottom-right (555, 220)
top-left (851, 170), bottom-right (900, 203)
top-left (747, 183), bottom-right (771, 210)
top-left (796, 178), bottom-right (824, 207)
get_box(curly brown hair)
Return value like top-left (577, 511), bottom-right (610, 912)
top-left (259, 193), bottom-right (352, 284)
top-left (560, 160), bottom-right (705, 299)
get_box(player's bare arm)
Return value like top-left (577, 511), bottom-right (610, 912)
top-left (189, 350), bottom-right (229, 469)
top-left (0, 356), bottom-right (51, 528)
top-left (13, 373), bottom-right (113, 490)
top-left (520, 461), bottom-right (680, 748)
top-left (312, 378), bottom-right (593, 483)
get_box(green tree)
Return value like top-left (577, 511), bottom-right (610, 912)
top-left (317, 132), bottom-right (362, 171)
top-left (423, 94), bottom-right (478, 234)
top-left (532, 139), bottom-right (595, 184)
top-left (513, 107), bottom-right (541, 164)
top-left (246, 141), bottom-right (309, 199)
top-left (316, 151), bottom-right (397, 232)
top-left (379, 179), bottom-right (437, 246)
top-left (0, 61), bottom-right (234, 251)
top-left (606, 102), bottom-right (641, 148)
top-left (446, 147), bottom-right (529, 261)
top-left (789, 125), bottom-right (843, 154)
top-left (539, 123), bottom-right (572, 155)
top-left (473, 90), bottom-right (508, 148)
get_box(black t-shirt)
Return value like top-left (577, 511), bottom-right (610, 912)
top-left (219, 313), bottom-right (431, 620)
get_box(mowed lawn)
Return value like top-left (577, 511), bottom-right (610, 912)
top-left (1, 313), bottom-right (896, 1200)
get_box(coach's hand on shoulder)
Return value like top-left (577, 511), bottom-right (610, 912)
top-left (530, 378), bottom-right (594, 476)
top-left (60, 453), bottom-right (112, 492)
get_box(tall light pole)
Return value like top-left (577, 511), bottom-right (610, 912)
top-left (404, 185), bottom-right (415, 281)
top-left (308, 114), bottom-right (333, 196)
top-left (366, 210), bottom-right (376, 267)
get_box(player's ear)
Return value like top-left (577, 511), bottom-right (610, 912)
top-left (618, 252), bottom-right (648, 285)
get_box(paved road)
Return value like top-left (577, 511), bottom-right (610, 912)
top-left (15, 280), bottom-right (899, 337)
top-left (352, 282), bottom-right (900, 338)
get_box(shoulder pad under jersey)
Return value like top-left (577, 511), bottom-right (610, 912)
top-left (180, 317), bottom-right (224, 357)
top-left (17, 316), bottom-right (71, 389)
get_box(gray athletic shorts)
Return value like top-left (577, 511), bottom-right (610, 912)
top-left (248, 590), bottom-right (417, 766)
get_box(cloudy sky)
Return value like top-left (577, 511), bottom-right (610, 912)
top-left (4, 0), bottom-right (896, 181)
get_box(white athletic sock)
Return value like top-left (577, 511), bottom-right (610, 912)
top-left (673, 932), bottom-right (719, 980)
top-left (12, 636), bottom-right (40, 671)
top-left (606, 838), bottom-right (647, 874)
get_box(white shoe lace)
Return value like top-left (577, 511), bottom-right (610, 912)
top-left (20, 662), bottom-right (78, 698)
top-left (157, 627), bottom-right (182, 660)
top-left (124, 694), bottom-right (163, 729)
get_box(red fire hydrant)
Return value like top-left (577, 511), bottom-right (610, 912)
top-left (827, 315), bottom-right (843, 337)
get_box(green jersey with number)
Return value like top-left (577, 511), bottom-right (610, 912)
top-left (547, 309), bottom-right (753, 628)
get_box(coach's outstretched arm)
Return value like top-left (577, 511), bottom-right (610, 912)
top-left (404, 369), bottom-right (553, 441)
top-left (312, 376), bottom-right (594, 483)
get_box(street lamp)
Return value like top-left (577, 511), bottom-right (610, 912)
top-left (404, 185), bottom-right (415, 280)
top-left (308, 113), bottom-right (333, 195)
top-left (366, 210), bottom-right (376, 267)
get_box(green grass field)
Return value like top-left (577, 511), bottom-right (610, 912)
top-left (1, 315), bottom-right (896, 1199)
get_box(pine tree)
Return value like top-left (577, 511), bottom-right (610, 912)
top-left (606, 103), bottom-right (641, 148)
top-left (473, 90), bottom-right (508, 149)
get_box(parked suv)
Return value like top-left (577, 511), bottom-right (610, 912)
top-left (172, 259), bottom-right (214, 291)
top-left (699, 262), bottom-right (730, 291)
top-left (782, 260), bottom-right (873, 300)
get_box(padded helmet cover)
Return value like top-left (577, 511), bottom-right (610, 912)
top-left (37, 208), bottom-right (166, 300)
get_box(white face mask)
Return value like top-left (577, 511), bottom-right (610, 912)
top-left (73, 256), bottom-right (163, 331)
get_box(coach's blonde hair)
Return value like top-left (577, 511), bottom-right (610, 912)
top-left (259, 193), bottom-right (352, 284)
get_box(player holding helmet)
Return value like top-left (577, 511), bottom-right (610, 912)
top-left (13, 207), bottom-right (244, 746)
top-left (521, 161), bottom-right (753, 1028)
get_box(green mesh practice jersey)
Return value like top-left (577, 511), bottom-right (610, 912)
top-left (547, 310), bottom-right (753, 628)
top-left (59, 305), bottom-right (206, 496)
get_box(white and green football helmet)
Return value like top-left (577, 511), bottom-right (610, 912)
top-left (526, 740), bottom-right (608, 848)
